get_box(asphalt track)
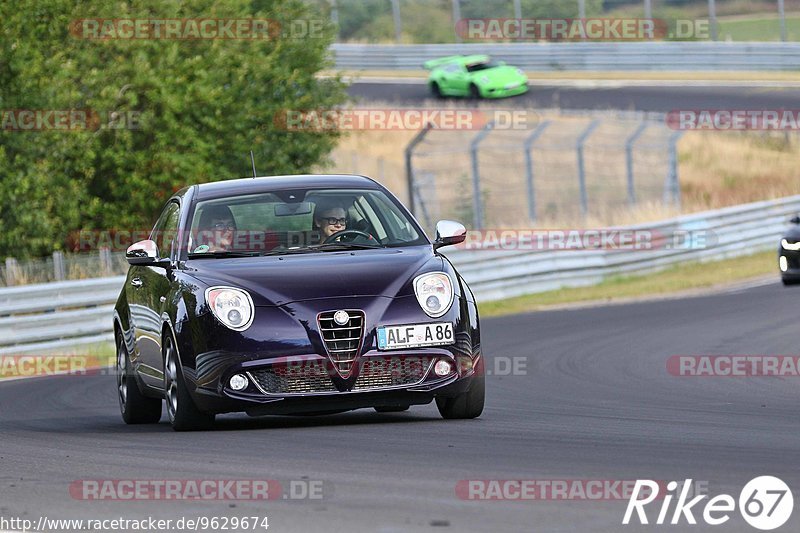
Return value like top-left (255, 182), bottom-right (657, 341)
top-left (2, 281), bottom-right (800, 532)
top-left (348, 80), bottom-right (800, 112)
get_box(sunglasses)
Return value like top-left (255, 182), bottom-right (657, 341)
top-left (212, 222), bottom-right (235, 231)
top-left (321, 217), bottom-right (347, 226)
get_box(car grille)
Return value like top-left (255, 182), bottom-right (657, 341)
top-left (249, 361), bottom-right (336, 394)
top-left (353, 356), bottom-right (434, 390)
top-left (318, 310), bottom-right (365, 375)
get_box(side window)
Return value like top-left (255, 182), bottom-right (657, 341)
top-left (150, 201), bottom-right (180, 258)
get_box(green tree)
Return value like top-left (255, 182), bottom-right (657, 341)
top-left (0, 0), bottom-right (347, 258)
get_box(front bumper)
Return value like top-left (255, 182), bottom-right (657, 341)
top-left (779, 249), bottom-right (800, 282)
top-left (192, 351), bottom-right (481, 415)
top-left (481, 82), bottom-right (528, 98)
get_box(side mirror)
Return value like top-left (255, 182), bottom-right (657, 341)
top-left (791, 216), bottom-right (800, 225)
top-left (126, 239), bottom-right (170, 267)
top-left (433, 220), bottom-right (467, 250)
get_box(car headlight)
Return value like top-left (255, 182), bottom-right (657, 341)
top-left (414, 272), bottom-right (454, 318)
top-left (516, 68), bottom-right (525, 76)
top-left (205, 287), bottom-right (254, 331)
top-left (781, 239), bottom-right (800, 251)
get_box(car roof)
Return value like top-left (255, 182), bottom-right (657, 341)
top-left (194, 174), bottom-right (383, 200)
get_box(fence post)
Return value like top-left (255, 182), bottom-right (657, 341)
top-left (625, 121), bottom-right (649, 206)
top-left (4, 258), bottom-right (19, 286)
top-left (523, 120), bottom-right (551, 223)
top-left (452, 0), bottom-right (462, 42)
top-left (667, 130), bottom-right (685, 208)
top-left (330, 0), bottom-right (339, 41)
top-left (99, 247), bottom-right (112, 276)
top-left (779, 0), bottom-right (787, 42)
top-left (576, 119), bottom-right (601, 218)
top-left (404, 122), bottom-right (434, 217)
top-left (470, 121), bottom-right (494, 230)
top-left (53, 251), bottom-right (66, 281)
top-left (708, 0), bottom-right (718, 41)
top-left (391, 0), bottom-right (402, 43)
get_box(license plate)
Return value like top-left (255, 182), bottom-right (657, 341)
top-left (377, 323), bottom-right (454, 350)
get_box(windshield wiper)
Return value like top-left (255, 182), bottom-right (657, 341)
top-left (187, 251), bottom-right (264, 258)
top-left (315, 242), bottom-right (385, 251)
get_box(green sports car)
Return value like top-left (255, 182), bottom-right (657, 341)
top-left (423, 55), bottom-right (528, 99)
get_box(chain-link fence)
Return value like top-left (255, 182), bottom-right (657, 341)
top-left (310, 0), bottom-right (800, 44)
top-left (406, 110), bottom-right (682, 232)
top-left (1, 250), bottom-right (128, 287)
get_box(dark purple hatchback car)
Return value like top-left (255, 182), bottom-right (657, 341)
top-left (114, 175), bottom-right (484, 431)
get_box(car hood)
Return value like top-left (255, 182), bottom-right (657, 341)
top-left (784, 226), bottom-right (800, 242)
top-left (474, 65), bottom-right (525, 86)
top-left (185, 246), bottom-right (442, 306)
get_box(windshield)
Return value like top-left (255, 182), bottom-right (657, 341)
top-left (185, 188), bottom-right (426, 257)
top-left (466, 60), bottom-right (501, 73)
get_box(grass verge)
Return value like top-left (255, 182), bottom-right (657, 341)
top-left (478, 249), bottom-right (777, 318)
top-left (327, 70), bottom-right (800, 83)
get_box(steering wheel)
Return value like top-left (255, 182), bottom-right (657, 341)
top-left (323, 229), bottom-right (375, 244)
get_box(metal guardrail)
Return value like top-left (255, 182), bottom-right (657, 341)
top-left (331, 42), bottom-right (800, 71)
top-left (0, 195), bottom-right (795, 354)
top-left (0, 277), bottom-right (124, 355)
top-left (442, 195), bottom-right (798, 302)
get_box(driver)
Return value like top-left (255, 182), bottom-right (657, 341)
top-left (193, 204), bottom-right (238, 253)
top-left (312, 199), bottom-right (348, 241)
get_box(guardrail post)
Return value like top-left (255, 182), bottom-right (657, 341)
top-left (53, 251), bottom-right (66, 281)
top-left (4, 258), bottom-right (19, 287)
top-left (625, 121), bottom-right (648, 206)
top-left (405, 122), bottom-right (434, 218)
top-left (470, 121), bottom-right (494, 229)
top-left (523, 120), bottom-right (551, 223)
top-left (666, 130), bottom-right (685, 208)
top-left (576, 119), bottom-right (601, 218)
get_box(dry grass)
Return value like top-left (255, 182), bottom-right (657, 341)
top-left (680, 132), bottom-right (800, 210)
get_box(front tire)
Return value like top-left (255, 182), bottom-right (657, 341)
top-left (164, 333), bottom-right (215, 431)
top-left (430, 82), bottom-right (443, 98)
top-left (436, 359), bottom-right (485, 419)
top-left (117, 334), bottom-right (161, 424)
top-left (468, 84), bottom-right (481, 100)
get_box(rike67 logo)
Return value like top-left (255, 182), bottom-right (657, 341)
top-left (623, 477), bottom-right (793, 530)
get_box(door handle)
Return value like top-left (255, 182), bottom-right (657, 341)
top-left (131, 277), bottom-right (143, 288)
